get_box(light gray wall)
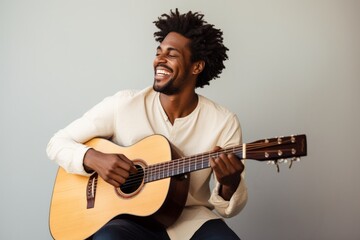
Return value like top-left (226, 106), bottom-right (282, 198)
top-left (1, 0), bottom-right (359, 239)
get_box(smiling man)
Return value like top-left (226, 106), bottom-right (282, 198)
top-left (47, 9), bottom-right (247, 240)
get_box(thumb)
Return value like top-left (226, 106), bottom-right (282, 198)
top-left (211, 146), bottom-right (222, 152)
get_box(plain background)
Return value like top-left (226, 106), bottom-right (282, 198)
top-left (1, 0), bottom-right (359, 239)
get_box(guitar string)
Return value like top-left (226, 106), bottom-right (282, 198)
top-left (120, 139), bottom-right (297, 189)
top-left (120, 139), bottom-right (296, 190)
top-left (120, 139), bottom-right (296, 189)
top-left (121, 153), bottom-right (291, 191)
top-left (121, 152), bottom-right (291, 192)
top-left (121, 148), bottom-right (284, 189)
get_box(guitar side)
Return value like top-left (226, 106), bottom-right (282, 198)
top-left (49, 135), bottom-right (187, 240)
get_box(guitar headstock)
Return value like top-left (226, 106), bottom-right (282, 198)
top-left (246, 134), bottom-right (307, 162)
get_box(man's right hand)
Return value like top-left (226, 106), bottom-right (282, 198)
top-left (83, 148), bottom-right (137, 187)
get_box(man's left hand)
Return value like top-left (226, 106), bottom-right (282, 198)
top-left (210, 146), bottom-right (244, 200)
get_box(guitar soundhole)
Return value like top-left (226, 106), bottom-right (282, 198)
top-left (116, 163), bottom-right (145, 198)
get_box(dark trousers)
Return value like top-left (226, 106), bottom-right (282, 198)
top-left (91, 217), bottom-right (240, 240)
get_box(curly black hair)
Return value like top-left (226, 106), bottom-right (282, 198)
top-left (153, 9), bottom-right (229, 88)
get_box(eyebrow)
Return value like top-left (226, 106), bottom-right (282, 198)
top-left (157, 46), bottom-right (181, 53)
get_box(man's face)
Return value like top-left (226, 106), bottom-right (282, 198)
top-left (153, 32), bottom-right (194, 95)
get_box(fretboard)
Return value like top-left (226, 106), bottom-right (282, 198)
top-left (144, 147), bottom-right (243, 183)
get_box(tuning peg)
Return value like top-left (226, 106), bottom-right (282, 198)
top-left (266, 160), bottom-right (281, 172)
top-left (288, 157), bottom-right (301, 169)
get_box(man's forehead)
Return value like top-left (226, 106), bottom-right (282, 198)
top-left (158, 32), bottom-right (191, 50)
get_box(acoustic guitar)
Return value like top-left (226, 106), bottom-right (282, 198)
top-left (49, 134), bottom-right (307, 239)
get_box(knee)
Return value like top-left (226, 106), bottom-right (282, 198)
top-left (92, 219), bottom-right (133, 240)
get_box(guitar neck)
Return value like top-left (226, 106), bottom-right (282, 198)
top-left (144, 134), bottom-right (307, 182)
top-left (144, 149), bottom-right (237, 182)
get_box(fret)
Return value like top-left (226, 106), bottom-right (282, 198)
top-left (165, 162), bottom-right (169, 178)
top-left (155, 164), bottom-right (159, 181)
top-left (201, 154), bottom-right (204, 169)
top-left (144, 167), bottom-right (148, 183)
top-left (192, 156), bottom-right (197, 172)
top-left (177, 159), bottom-right (180, 175)
top-left (165, 163), bottom-right (168, 178)
top-left (182, 157), bottom-right (185, 174)
top-left (161, 162), bottom-right (165, 179)
top-left (161, 163), bottom-right (164, 179)
top-left (173, 160), bottom-right (176, 175)
top-left (147, 166), bottom-right (152, 182)
top-left (188, 157), bottom-right (191, 172)
top-left (151, 165), bottom-right (154, 182)
top-left (169, 162), bottom-right (173, 177)
top-left (155, 164), bottom-right (159, 180)
top-left (160, 163), bottom-right (164, 179)
top-left (151, 165), bottom-right (155, 181)
top-left (194, 155), bottom-right (197, 171)
top-left (172, 161), bottom-right (175, 176)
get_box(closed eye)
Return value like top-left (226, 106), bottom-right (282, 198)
top-left (156, 46), bottom-right (180, 58)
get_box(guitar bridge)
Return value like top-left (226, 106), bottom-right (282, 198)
top-left (86, 173), bottom-right (98, 209)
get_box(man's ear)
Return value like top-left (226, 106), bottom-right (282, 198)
top-left (192, 60), bottom-right (205, 75)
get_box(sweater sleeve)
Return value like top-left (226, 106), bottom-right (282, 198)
top-left (46, 94), bottom-right (117, 175)
top-left (208, 114), bottom-right (248, 217)
top-left (209, 169), bottom-right (248, 217)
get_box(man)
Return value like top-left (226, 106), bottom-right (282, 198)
top-left (47, 9), bottom-right (247, 240)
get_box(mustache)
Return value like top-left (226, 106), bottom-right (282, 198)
top-left (155, 64), bottom-right (173, 72)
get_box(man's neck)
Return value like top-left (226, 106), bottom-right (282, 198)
top-left (159, 91), bottom-right (198, 125)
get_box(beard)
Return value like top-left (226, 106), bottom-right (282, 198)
top-left (153, 77), bottom-right (180, 95)
top-left (153, 66), bottom-right (192, 95)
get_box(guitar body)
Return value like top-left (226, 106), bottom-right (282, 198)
top-left (49, 135), bottom-right (190, 240)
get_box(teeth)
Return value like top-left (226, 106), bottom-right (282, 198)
top-left (156, 69), bottom-right (170, 75)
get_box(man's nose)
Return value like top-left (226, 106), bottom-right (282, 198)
top-left (155, 53), bottom-right (167, 65)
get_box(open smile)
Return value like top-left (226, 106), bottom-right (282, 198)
top-left (155, 66), bottom-right (173, 80)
